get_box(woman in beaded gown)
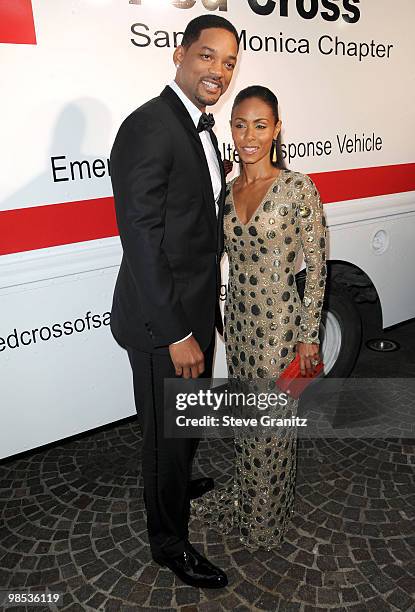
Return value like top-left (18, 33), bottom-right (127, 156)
top-left (191, 86), bottom-right (327, 550)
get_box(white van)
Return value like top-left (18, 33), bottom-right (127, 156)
top-left (1, 0), bottom-right (414, 457)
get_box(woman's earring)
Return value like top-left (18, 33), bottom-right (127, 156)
top-left (271, 139), bottom-right (278, 163)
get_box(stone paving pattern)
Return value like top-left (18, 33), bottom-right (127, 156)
top-left (1, 305), bottom-right (414, 611)
top-left (1, 428), bottom-right (414, 612)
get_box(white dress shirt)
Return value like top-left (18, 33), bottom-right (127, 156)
top-left (168, 81), bottom-right (222, 345)
top-left (168, 80), bottom-right (222, 212)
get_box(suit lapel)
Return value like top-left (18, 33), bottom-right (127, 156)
top-left (160, 86), bottom-right (217, 233)
top-left (160, 86), bottom-right (203, 152)
top-left (209, 129), bottom-right (226, 256)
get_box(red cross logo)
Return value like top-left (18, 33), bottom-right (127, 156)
top-left (0, 0), bottom-right (37, 44)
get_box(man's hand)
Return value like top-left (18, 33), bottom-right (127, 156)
top-left (169, 336), bottom-right (205, 379)
top-left (296, 342), bottom-right (321, 376)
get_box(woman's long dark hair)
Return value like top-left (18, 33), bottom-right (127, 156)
top-left (231, 85), bottom-right (287, 170)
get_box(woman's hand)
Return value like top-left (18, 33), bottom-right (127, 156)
top-left (296, 342), bottom-right (321, 376)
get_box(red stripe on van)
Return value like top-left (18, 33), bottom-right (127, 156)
top-left (0, 197), bottom-right (117, 255)
top-left (0, 163), bottom-right (414, 256)
top-left (0, 0), bottom-right (36, 45)
top-left (311, 162), bottom-right (415, 203)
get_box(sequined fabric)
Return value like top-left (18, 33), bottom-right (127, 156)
top-left (191, 170), bottom-right (327, 550)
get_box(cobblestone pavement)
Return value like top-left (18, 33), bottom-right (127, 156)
top-left (1, 309), bottom-right (414, 612)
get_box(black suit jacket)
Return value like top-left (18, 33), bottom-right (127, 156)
top-left (109, 86), bottom-right (225, 355)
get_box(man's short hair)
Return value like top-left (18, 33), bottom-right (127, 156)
top-left (182, 14), bottom-right (239, 49)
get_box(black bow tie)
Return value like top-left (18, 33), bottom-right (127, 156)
top-left (197, 112), bottom-right (215, 133)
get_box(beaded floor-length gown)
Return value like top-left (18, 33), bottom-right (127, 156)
top-left (191, 169), bottom-right (327, 550)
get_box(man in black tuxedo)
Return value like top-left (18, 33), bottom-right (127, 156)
top-left (109, 15), bottom-right (239, 588)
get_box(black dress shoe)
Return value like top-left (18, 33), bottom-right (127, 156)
top-left (153, 543), bottom-right (228, 589)
top-left (189, 477), bottom-right (214, 500)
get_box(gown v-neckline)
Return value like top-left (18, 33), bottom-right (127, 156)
top-left (230, 169), bottom-right (285, 227)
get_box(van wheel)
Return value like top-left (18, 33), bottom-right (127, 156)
top-left (296, 275), bottom-right (362, 378)
top-left (320, 283), bottom-right (362, 377)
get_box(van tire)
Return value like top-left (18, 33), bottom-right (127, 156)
top-left (296, 274), bottom-right (362, 378)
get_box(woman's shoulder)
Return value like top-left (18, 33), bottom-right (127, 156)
top-left (284, 170), bottom-right (321, 200)
top-left (225, 175), bottom-right (239, 196)
top-left (282, 169), bottom-right (314, 186)
top-left (226, 175), bottom-right (239, 187)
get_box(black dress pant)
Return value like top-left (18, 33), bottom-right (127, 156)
top-left (127, 333), bottom-right (215, 558)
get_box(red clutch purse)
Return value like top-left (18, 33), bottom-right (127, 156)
top-left (276, 353), bottom-right (324, 399)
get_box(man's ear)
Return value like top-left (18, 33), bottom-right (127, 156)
top-left (173, 45), bottom-right (185, 68)
top-left (273, 119), bottom-right (282, 140)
